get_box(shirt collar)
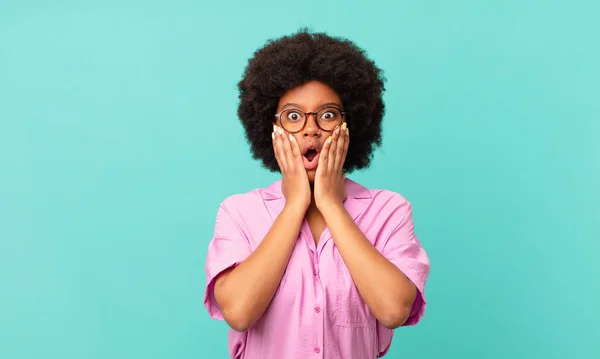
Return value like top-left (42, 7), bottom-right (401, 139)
top-left (261, 177), bottom-right (371, 222)
top-left (262, 177), bottom-right (372, 201)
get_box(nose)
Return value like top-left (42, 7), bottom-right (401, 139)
top-left (302, 113), bottom-right (321, 137)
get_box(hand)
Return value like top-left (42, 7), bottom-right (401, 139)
top-left (272, 124), bottom-right (311, 211)
top-left (314, 122), bottom-right (349, 211)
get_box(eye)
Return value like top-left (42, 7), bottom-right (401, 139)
top-left (285, 110), bottom-right (303, 122)
top-left (319, 109), bottom-right (340, 121)
top-left (321, 112), bottom-right (334, 119)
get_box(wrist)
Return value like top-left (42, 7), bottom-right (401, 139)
top-left (316, 198), bottom-right (345, 215)
top-left (283, 200), bottom-right (309, 215)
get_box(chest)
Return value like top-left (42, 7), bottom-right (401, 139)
top-left (306, 211), bottom-right (327, 245)
top-left (265, 230), bottom-right (374, 330)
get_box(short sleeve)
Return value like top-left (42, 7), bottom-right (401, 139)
top-left (203, 203), bottom-right (253, 320)
top-left (376, 200), bottom-right (430, 357)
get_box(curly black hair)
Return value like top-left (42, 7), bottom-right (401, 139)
top-left (237, 29), bottom-right (386, 173)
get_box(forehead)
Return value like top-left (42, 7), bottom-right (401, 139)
top-left (277, 80), bottom-right (342, 109)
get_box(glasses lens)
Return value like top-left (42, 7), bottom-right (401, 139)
top-left (280, 109), bottom-right (305, 133)
top-left (317, 108), bottom-right (343, 131)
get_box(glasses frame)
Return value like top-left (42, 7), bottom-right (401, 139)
top-left (274, 106), bottom-right (347, 134)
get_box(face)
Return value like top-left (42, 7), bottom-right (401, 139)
top-left (275, 81), bottom-right (344, 182)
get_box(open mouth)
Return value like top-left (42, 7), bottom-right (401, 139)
top-left (304, 148), bottom-right (318, 162)
top-left (302, 147), bottom-right (320, 170)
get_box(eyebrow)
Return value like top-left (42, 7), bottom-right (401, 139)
top-left (281, 102), bottom-right (343, 110)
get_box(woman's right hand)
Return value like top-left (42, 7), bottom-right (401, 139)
top-left (272, 124), bottom-right (311, 211)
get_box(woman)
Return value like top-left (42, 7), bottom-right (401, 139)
top-left (204, 30), bottom-right (430, 359)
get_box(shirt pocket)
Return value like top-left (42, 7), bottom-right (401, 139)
top-left (332, 255), bottom-right (374, 328)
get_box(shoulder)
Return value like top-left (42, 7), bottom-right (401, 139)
top-left (372, 188), bottom-right (411, 208)
top-left (218, 180), bottom-right (281, 213)
top-left (348, 178), bottom-right (412, 216)
top-left (371, 190), bottom-right (414, 229)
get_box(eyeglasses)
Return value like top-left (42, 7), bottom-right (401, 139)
top-left (274, 106), bottom-right (346, 133)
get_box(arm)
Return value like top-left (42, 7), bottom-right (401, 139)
top-left (321, 203), bottom-right (418, 329)
top-left (213, 203), bottom-right (305, 332)
top-left (314, 125), bottom-right (424, 330)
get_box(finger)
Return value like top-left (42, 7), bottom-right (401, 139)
top-left (333, 123), bottom-right (347, 171)
top-left (319, 135), bottom-right (333, 172)
top-left (274, 125), bottom-right (289, 171)
top-left (288, 134), bottom-right (303, 167)
top-left (328, 126), bottom-right (341, 172)
top-left (272, 125), bottom-right (280, 161)
top-left (272, 127), bottom-right (282, 168)
top-left (343, 126), bottom-right (349, 169)
top-left (278, 127), bottom-right (295, 168)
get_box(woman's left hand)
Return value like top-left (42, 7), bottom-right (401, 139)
top-left (314, 122), bottom-right (349, 211)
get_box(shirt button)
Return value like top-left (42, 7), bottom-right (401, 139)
top-left (314, 306), bottom-right (321, 313)
top-left (314, 346), bottom-right (321, 353)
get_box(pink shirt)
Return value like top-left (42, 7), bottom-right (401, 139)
top-left (204, 178), bottom-right (430, 359)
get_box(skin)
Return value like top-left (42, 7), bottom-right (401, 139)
top-left (213, 81), bottom-right (418, 332)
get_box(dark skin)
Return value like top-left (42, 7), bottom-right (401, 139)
top-left (306, 206), bottom-right (327, 246)
top-left (213, 81), bottom-right (417, 332)
top-left (273, 81), bottom-right (347, 245)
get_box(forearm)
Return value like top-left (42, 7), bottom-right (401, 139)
top-left (214, 203), bottom-right (305, 331)
top-left (321, 203), bottom-right (417, 329)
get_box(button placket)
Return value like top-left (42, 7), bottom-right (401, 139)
top-left (313, 251), bottom-right (324, 357)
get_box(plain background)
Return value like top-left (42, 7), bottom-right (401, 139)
top-left (1, 1), bottom-right (599, 358)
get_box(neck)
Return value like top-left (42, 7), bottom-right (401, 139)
top-left (308, 183), bottom-right (319, 214)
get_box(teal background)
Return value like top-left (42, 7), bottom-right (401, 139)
top-left (1, 0), bottom-right (599, 358)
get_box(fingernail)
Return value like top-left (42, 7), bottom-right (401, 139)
top-left (346, 127), bottom-right (349, 136)
top-left (335, 128), bottom-right (340, 135)
top-left (289, 134), bottom-right (294, 141)
top-left (272, 132), bottom-right (275, 140)
top-left (342, 122), bottom-right (347, 130)
top-left (273, 124), bottom-right (277, 132)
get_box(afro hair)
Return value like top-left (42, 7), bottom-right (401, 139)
top-left (237, 29), bottom-right (386, 173)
